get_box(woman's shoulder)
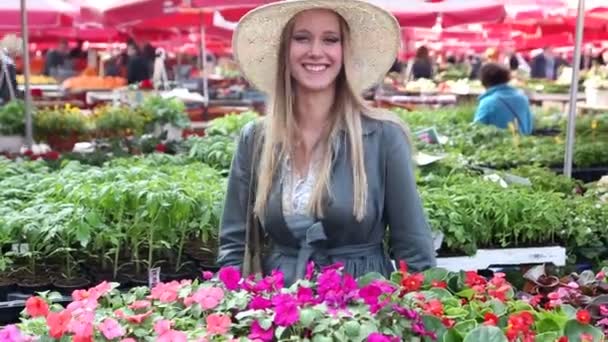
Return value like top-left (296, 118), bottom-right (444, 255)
top-left (362, 110), bottom-right (409, 142)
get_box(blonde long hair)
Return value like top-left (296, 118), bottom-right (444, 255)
top-left (253, 12), bottom-right (410, 222)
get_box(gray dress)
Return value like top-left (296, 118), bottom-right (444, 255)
top-left (217, 116), bottom-right (436, 286)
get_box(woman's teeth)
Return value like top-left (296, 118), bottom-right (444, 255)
top-left (304, 64), bottom-right (327, 72)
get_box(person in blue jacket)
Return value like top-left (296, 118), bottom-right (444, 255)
top-left (474, 63), bottom-right (534, 135)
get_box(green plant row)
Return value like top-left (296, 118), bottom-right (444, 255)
top-left (0, 155), bottom-right (225, 283)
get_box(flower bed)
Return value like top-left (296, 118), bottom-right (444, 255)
top-left (3, 263), bottom-right (607, 341)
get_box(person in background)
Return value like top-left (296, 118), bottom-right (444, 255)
top-left (0, 49), bottom-right (18, 104)
top-left (126, 43), bottom-right (150, 85)
top-left (43, 39), bottom-right (69, 76)
top-left (411, 46), bottom-right (433, 80)
top-left (69, 40), bottom-right (87, 60)
top-left (530, 47), bottom-right (565, 80)
top-left (474, 63), bottom-right (533, 135)
top-left (468, 54), bottom-right (482, 80)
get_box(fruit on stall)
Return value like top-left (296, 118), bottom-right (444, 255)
top-left (61, 76), bottom-right (126, 91)
top-left (16, 75), bottom-right (57, 85)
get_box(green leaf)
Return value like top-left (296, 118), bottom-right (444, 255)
top-left (133, 328), bottom-right (148, 337)
top-left (344, 321), bottom-right (361, 337)
top-left (275, 326), bottom-right (286, 339)
top-left (564, 320), bottom-right (604, 342)
top-left (422, 315), bottom-right (447, 342)
top-left (429, 288), bottom-right (454, 300)
top-left (259, 317), bottom-right (273, 331)
top-left (561, 305), bottom-right (578, 319)
top-left (300, 308), bottom-right (320, 328)
top-left (536, 318), bottom-right (561, 334)
top-left (443, 329), bottom-right (463, 342)
top-left (312, 336), bottom-right (333, 342)
top-left (534, 332), bottom-right (559, 342)
top-left (487, 300), bottom-right (507, 316)
top-left (454, 320), bottom-right (477, 336)
top-left (357, 272), bottom-right (385, 287)
top-left (456, 289), bottom-right (476, 300)
top-left (463, 326), bottom-right (508, 342)
top-left (424, 267), bottom-right (449, 283)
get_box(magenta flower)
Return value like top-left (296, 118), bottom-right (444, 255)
top-left (305, 261), bottom-right (315, 280)
top-left (219, 267), bottom-right (241, 290)
top-left (249, 296), bottom-right (273, 310)
top-left (367, 333), bottom-right (399, 342)
top-left (202, 271), bottom-right (214, 280)
top-left (0, 325), bottom-right (24, 342)
top-left (98, 318), bottom-right (125, 340)
top-left (393, 305), bottom-right (418, 320)
top-left (248, 320), bottom-right (274, 341)
top-left (272, 294), bottom-right (300, 327)
top-left (297, 286), bottom-right (315, 305)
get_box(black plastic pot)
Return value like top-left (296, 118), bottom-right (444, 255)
top-left (53, 277), bottom-right (91, 296)
top-left (16, 278), bottom-right (52, 295)
top-left (0, 279), bottom-right (16, 302)
top-left (550, 166), bottom-right (608, 183)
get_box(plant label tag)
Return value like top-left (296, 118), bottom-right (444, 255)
top-left (149, 267), bottom-right (161, 288)
top-left (414, 127), bottom-right (441, 145)
top-left (20, 244), bottom-right (29, 254)
top-left (11, 243), bottom-right (20, 254)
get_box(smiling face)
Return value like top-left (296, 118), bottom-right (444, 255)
top-left (288, 9), bottom-right (343, 95)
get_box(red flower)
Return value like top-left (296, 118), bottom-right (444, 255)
top-left (25, 296), bottom-right (49, 317)
top-left (46, 310), bottom-right (71, 339)
top-left (43, 151), bottom-right (60, 160)
top-left (155, 143), bottom-right (166, 153)
top-left (401, 273), bottom-right (424, 293)
top-left (484, 312), bottom-right (499, 326)
top-left (465, 271), bottom-right (487, 288)
top-left (23, 149), bottom-right (33, 157)
top-left (577, 309), bottom-right (591, 325)
top-left (422, 299), bottom-right (444, 317)
top-left (441, 318), bottom-right (455, 328)
top-left (557, 337), bottom-right (569, 342)
top-left (431, 280), bottom-right (447, 289)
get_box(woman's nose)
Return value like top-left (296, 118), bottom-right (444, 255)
top-left (308, 39), bottom-right (323, 57)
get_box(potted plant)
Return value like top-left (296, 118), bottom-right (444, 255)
top-left (34, 105), bottom-right (89, 152)
top-left (92, 105), bottom-right (147, 139)
top-left (0, 100), bottom-right (25, 153)
top-left (139, 96), bottom-right (190, 142)
top-left (584, 73), bottom-right (608, 107)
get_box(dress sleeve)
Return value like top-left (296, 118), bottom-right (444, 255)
top-left (216, 122), bottom-right (256, 268)
top-left (383, 122), bottom-right (437, 272)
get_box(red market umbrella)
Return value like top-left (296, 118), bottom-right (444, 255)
top-left (382, 0), bottom-right (506, 28)
top-left (0, 0), bottom-right (77, 31)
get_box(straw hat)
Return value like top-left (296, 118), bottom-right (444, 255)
top-left (232, 0), bottom-right (401, 94)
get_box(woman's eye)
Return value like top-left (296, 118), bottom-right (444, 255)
top-left (293, 36), bottom-right (309, 42)
top-left (324, 37), bottom-right (340, 44)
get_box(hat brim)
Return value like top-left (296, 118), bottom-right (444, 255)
top-left (232, 0), bottom-right (401, 94)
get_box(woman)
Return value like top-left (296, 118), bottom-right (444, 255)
top-left (411, 46), bottom-right (434, 80)
top-left (218, 0), bottom-right (436, 286)
top-left (474, 63), bottom-right (534, 135)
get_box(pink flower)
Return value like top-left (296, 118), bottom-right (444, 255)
top-left (121, 339), bottom-right (137, 342)
top-left (154, 320), bottom-right (172, 335)
top-left (0, 325), bottom-right (25, 342)
top-left (272, 294), bottom-right (300, 327)
top-left (68, 311), bottom-right (94, 340)
top-left (206, 313), bottom-right (232, 335)
top-left (601, 305), bottom-right (608, 316)
top-left (191, 287), bottom-right (224, 310)
top-left (219, 267), bottom-right (241, 290)
top-left (202, 271), bottom-right (214, 280)
top-left (149, 281), bottom-right (180, 303)
top-left (248, 320), bottom-right (274, 341)
top-left (249, 296), bottom-right (273, 310)
top-left (98, 318), bottom-right (125, 340)
top-left (128, 300), bottom-right (151, 310)
top-left (158, 330), bottom-right (188, 342)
